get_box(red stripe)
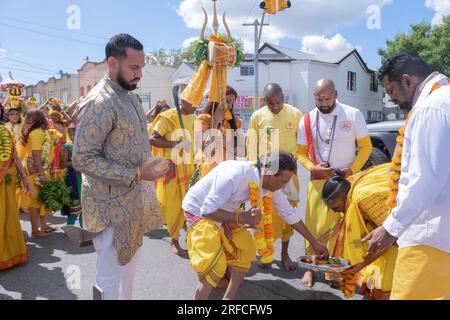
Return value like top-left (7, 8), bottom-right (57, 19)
top-left (304, 112), bottom-right (317, 165)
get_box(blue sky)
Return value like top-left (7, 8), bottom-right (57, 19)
top-left (0, 0), bottom-right (443, 86)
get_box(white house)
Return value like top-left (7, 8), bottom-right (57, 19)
top-left (172, 43), bottom-right (384, 129)
top-left (135, 64), bottom-right (176, 112)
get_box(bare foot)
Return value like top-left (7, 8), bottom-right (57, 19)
top-left (281, 254), bottom-right (297, 272)
top-left (44, 225), bottom-right (58, 233)
top-left (171, 241), bottom-right (188, 257)
top-left (300, 270), bottom-right (315, 288)
top-left (32, 231), bottom-right (48, 238)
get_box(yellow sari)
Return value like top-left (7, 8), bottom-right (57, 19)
top-left (336, 163), bottom-right (397, 299)
top-left (151, 109), bottom-right (195, 241)
top-left (0, 129), bottom-right (28, 270)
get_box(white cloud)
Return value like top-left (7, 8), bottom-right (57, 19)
top-left (0, 48), bottom-right (7, 58)
top-left (425, 0), bottom-right (450, 25)
top-left (301, 34), bottom-right (356, 54)
top-left (182, 36), bottom-right (199, 49)
top-left (177, 0), bottom-right (392, 52)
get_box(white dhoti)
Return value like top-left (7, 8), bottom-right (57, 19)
top-left (93, 227), bottom-right (141, 300)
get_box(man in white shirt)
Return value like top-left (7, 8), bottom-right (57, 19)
top-left (365, 52), bottom-right (450, 300)
top-left (296, 79), bottom-right (373, 287)
top-left (182, 152), bottom-right (329, 300)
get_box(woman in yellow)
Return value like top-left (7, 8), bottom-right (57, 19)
top-left (194, 86), bottom-right (244, 179)
top-left (147, 100), bottom-right (171, 157)
top-left (321, 163), bottom-right (397, 300)
top-left (4, 107), bottom-right (23, 145)
top-left (0, 103), bottom-right (30, 270)
top-left (18, 110), bottom-right (55, 237)
top-left (149, 98), bottom-right (197, 256)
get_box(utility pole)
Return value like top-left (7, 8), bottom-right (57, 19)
top-left (243, 18), bottom-right (269, 110)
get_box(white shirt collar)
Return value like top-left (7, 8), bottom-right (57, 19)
top-left (412, 72), bottom-right (440, 106)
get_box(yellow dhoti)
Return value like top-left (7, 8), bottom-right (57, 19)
top-left (273, 175), bottom-right (299, 242)
top-left (391, 245), bottom-right (450, 300)
top-left (187, 219), bottom-right (256, 288)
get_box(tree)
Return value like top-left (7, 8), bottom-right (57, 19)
top-left (378, 15), bottom-right (450, 75)
top-left (146, 48), bottom-right (194, 69)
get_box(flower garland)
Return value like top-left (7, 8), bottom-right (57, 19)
top-left (0, 124), bottom-right (13, 162)
top-left (41, 130), bottom-right (51, 172)
top-left (249, 182), bottom-right (275, 264)
top-left (189, 34), bottom-right (245, 68)
top-left (386, 112), bottom-right (411, 209)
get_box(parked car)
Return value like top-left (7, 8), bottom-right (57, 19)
top-left (363, 120), bottom-right (405, 168)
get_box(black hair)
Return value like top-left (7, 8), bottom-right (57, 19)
top-left (256, 151), bottom-right (297, 176)
top-left (322, 170), bottom-right (351, 201)
top-left (0, 103), bottom-right (4, 123)
top-left (263, 83), bottom-right (283, 98)
top-left (7, 108), bottom-right (22, 124)
top-left (105, 33), bottom-right (144, 60)
top-left (377, 52), bottom-right (433, 84)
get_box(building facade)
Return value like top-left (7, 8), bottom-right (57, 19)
top-left (25, 73), bottom-right (78, 105)
top-left (172, 43), bottom-right (384, 129)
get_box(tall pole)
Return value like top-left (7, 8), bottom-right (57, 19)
top-left (243, 17), bottom-right (268, 110)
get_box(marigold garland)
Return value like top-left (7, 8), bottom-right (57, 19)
top-left (0, 125), bottom-right (13, 162)
top-left (41, 131), bottom-right (51, 172)
top-left (249, 182), bottom-right (275, 264)
top-left (386, 112), bottom-right (412, 209)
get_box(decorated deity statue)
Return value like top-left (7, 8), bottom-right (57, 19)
top-left (0, 72), bottom-right (27, 114)
top-left (180, 0), bottom-right (244, 130)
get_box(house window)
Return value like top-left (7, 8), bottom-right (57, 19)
top-left (347, 71), bottom-right (357, 92)
top-left (87, 85), bottom-right (91, 93)
top-left (240, 66), bottom-right (255, 77)
top-left (370, 74), bottom-right (378, 92)
top-left (60, 88), bottom-right (68, 104)
top-left (48, 91), bottom-right (55, 98)
top-left (80, 87), bottom-right (85, 97)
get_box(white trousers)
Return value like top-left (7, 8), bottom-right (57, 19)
top-left (93, 227), bottom-right (141, 300)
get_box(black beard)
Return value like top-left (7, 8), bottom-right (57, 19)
top-left (117, 73), bottom-right (138, 91)
top-left (316, 102), bottom-right (336, 114)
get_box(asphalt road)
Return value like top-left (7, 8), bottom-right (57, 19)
top-left (0, 168), bottom-right (361, 300)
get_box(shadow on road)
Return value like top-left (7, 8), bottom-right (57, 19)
top-left (208, 279), bottom-right (342, 300)
top-left (0, 233), bottom-right (79, 300)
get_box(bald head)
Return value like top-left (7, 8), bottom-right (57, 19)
top-left (264, 83), bottom-right (283, 98)
top-left (314, 79), bottom-right (338, 114)
top-left (264, 83), bottom-right (284, 114)
top-left (314, 79), bottom-right (336, 94)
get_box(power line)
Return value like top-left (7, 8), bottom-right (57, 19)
top-left (0, 22), bottom-right (103, 47)
top-left (0, 65), bottom-right (57, 75)
top-left (0, 15), bottom-right (109, 40)
top-left (239, 0), bottom-right (260, 38)
top-left (5, 57), bottom-right (61, 73)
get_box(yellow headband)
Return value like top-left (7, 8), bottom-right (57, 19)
top-left (48, 109), bottom-right (64, 119)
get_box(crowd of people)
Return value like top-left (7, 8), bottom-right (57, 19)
top-left (1, 33), bottom-right (449, 301)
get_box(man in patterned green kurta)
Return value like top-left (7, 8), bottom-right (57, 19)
top-left (73, 34), bottom-right (168, 300)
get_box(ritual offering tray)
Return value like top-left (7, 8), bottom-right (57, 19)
top-left (297, 255), bottom-right (351, 273)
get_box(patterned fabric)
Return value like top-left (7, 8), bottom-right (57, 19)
top-left (73, 75), bottom-right (162, 266)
